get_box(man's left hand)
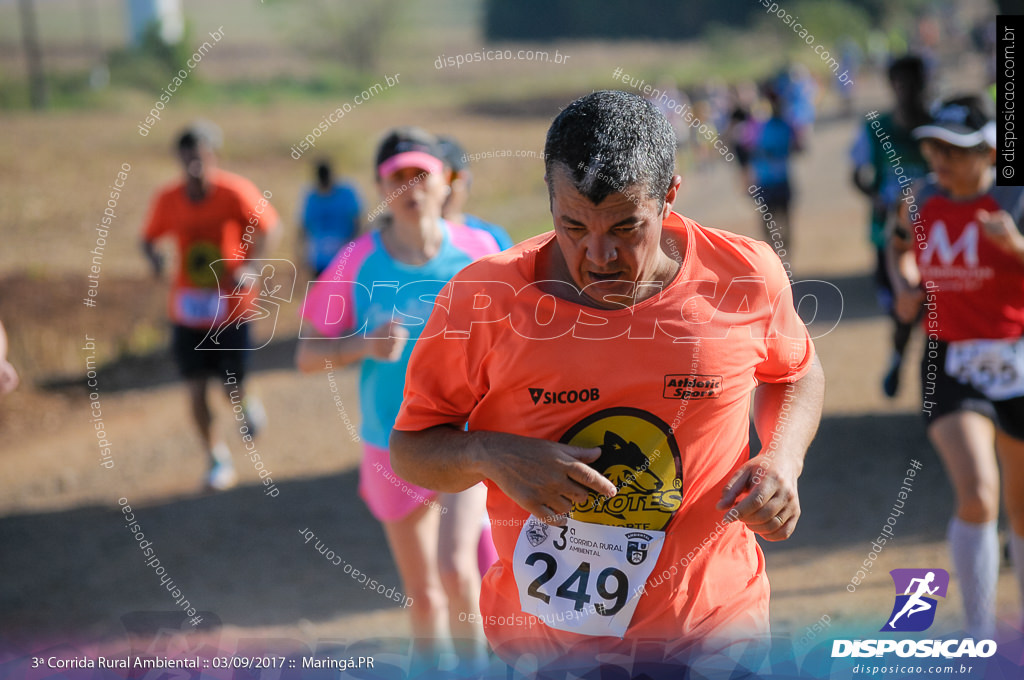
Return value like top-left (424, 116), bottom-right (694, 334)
top-left (715, 454), bottom-right (801, 541)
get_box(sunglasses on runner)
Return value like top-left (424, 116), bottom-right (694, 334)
top-left (920, 138), bottom-right (989, 160)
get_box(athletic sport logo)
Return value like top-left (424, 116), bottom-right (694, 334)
top-left (881, 568), bottom-right (949, 632)
top-left (625, 532), bottom-right (653, 565)
top-left (662, 374), bottom-right (723, 400)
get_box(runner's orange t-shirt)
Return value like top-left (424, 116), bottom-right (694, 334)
top-left (394, 212), bottom-right (815, 664)
top-left (142, 169), bottom-right (278, 328)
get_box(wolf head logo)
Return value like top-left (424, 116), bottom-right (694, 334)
top-left (561, 407), bottom-right (682, 530)
top-left (592, 431), bottom-right (663, 494)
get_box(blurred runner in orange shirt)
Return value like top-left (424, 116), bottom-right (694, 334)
top-left (142, 121), bottom-right (279, 491)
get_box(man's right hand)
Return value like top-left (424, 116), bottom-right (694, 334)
top-left (474, 433), bottom-right (617, 526)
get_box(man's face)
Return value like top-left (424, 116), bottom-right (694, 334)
top-left (178, 144), bottom-right (216, 182)
top-left (891, 73), bottom-right (924, 109)
top-left (548, 164), bottom-right (678, 307)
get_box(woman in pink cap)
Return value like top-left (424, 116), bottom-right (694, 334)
top-left (297, 127), bottom-right (501, 673)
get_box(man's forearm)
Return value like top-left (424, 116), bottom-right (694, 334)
top-left (390, 426), bottom-right (491, 493)
top-left (141, 240), bottom-right (163, 276)
top-left (392, 426), bottom-right (616, 523)
top-left (886, 238), bottom-right (917, 294)
top-left (752, 355), bottom-right (824, 475)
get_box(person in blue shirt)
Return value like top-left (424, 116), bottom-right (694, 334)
top-left (298, 160), bottom-right (363, 277)
top-left (776, 63), bottom-right (817, 138)
top-left (749, 86), bottom-right (802, 267)
top-left (436, 135), bottom-right (515, 250)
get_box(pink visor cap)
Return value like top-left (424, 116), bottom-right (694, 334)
top-left (377, 150), bottom-right (445, 179)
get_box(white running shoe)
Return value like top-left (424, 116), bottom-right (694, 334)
top-left (206, 444), bottom-right (237, 491)
top-left (206, 460), bottom-right (238, 491)
top-left (242, 395), bottom-right (267, 438)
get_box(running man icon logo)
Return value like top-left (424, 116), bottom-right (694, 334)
top-left (200, 259), bottom-right (296, 350)
top-left (881, 568), bottom-right (950, 632)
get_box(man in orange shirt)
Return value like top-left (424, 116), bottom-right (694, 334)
top-left (391, 91), bottom-right (824, 677)
top-left (142, 122), bottom-right (279, 491)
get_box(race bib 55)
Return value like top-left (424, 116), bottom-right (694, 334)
top-left (946, 337), bottom-right (1024, 401)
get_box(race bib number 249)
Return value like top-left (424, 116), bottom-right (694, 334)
top-left (512, 516), bottom-right (665, 638)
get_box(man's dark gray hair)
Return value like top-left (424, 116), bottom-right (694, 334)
top-left (544, 90), bottom-right (675, 205)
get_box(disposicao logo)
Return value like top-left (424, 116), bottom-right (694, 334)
top-left (831, 567), bottom-right (997, 659)
top-left (882, 568), bottom-right (949, 632)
